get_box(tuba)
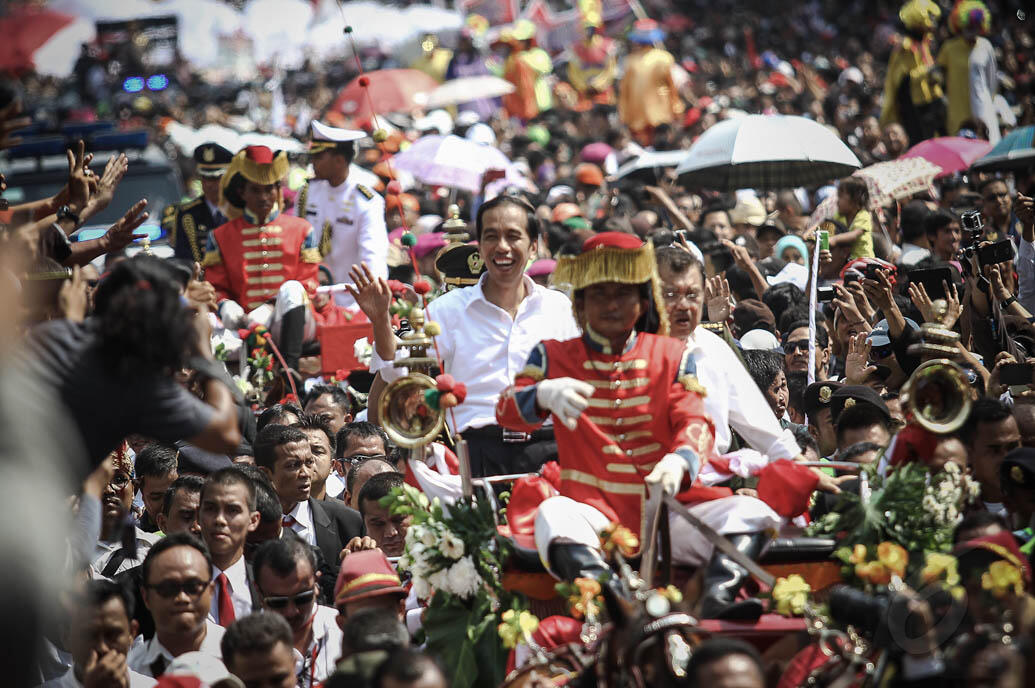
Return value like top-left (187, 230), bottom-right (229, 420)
top-left (900, 359), bottom-right (973, 434)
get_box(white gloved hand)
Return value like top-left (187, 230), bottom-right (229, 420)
top-left (218, 300), bottom-right (245, 328)
top-left (645, 453), bottom-right (688, 496)
top-left (535, 377), bottom-right (595, 430)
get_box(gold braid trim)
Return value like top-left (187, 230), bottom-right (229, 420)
top-left (516, 365), bottom-right (545, 382)
top-left (301, 247), bottom-right (322, 264)
top-left (297, 183), bottom-right (309, 218)
top-left (678, 374), bottom-right (708, 397)
top-left (319, 220), bottom-right (333, 258)
top-left (182, 213), bottom-right (201, 263)
top-left (202, 248), bottom-right (222, 267)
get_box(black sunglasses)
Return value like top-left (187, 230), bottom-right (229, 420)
top-left (146, 578), bottom-right (210, 599)
top-left (263, 590), bottom-right (316, 610)
top-left (784, 339), bottom-right (810, 353)
top-left (342, 453), bottom-right (389, 465)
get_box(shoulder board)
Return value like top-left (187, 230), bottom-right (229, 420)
top-left (357, 185), bottom-right (374, 200)
top-left (181, 197), bottom-right (204, 210)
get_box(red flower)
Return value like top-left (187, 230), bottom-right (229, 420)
top-left (281, 393), bottom-right (299, 404)
top-left (335, 368), bottom-right (348, 381)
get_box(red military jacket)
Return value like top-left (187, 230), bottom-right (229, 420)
top-left (202, 210), bottom-right (321, 311)
top-left (496, 330), bottom-right (716, 550)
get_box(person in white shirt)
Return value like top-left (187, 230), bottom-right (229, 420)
top-left (296, 120), bottom-right (387, 309)
top-left (44, 580), bottom-right (156, 687)
top-left (198, 468), bottom-right (261, 627)
top-left (253, 538), bottom-right (342, 687)
top-left (128, 534), bottom-right (226, 677)
top-left (656, 246), bottom-right (801, 460)
top-left (92, 448), bottom-right (160, 579)
top-left (353, 194), bottom-right (580, 476)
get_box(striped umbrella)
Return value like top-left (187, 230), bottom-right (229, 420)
top-left (971, 125), bottom-right (1035, 172)
top-left (675, 115), bottom-right (861, 190)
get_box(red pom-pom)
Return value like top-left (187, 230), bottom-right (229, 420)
top-left (358, 76), bottom-right (370, 87)
top-left (238, 329), bottom-right (251, 339)
top-left (413, 279), bottom-right (432, 295)
top-left (386, 180), bottom-right (402, 195)
top-left (452, 382), bottom-right (467, 403)
top-left (334, 368), bottom-right (347, 381)
top-left (436, 374), bottom-right (455, 392)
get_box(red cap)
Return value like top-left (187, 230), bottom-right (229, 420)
top-left (582, 231), bottom-right (644, 252)
top-left (954, 530), bottom-right (1032, 584)
top-left (551, 202), bottom-right (583, 223)
top-left (333, 549), bottom-right (408, 607)
top-left (574, 162), bottom-right (605, 187)
top-left (244, 145), bottom-right (274, 164)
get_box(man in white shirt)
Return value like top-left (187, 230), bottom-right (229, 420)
top-left (296, 120), bottom-right (387, 308)
top-left (656, 246), bottom-right (801, 460)
top-left (45, 580), bottom-right (156, 687)
top-left (128, 533), bottom-right (226, 677)
top-left (92, 451), bottom-right (160, 579)
top-left (198, 468), bottom-right (261, 627)
top-left (355, 194), bottom-right (580, 476)
top-left (253, 538), bottom-right (342, 687)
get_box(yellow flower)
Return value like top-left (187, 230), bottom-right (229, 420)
top-left (498, 621), bottom-right (519, 649)
top-left (856, 561), bottom-right (891, 585)
top-left (662, 585), bottom-right (683, 604)
top-left (600, 523), bottom-right (639, 557)
top-left (921, 552), bottom-right (960, 586)
top-left (772, 575), bottom-right (812, 616)
top-left (982, 560), bottom-right (1024, 598)
top-left (575, 577), bottom-right (601, 598)
top-left (877, 542), bottom-right (908, 578)
top-left (849, 544), bottom-right (868, 564)
top-left (255, 335), bottom-right (266, 346)
top-left (518, 611), bottom-right (539, 635)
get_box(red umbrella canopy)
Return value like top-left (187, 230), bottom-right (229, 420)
top-left (0, 7), bottom-right (75, 74)
top-left (900, 136), bottom-right (993, 177)
top-left (331, 69), bottom-right (439, 125)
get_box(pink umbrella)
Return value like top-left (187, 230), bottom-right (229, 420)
top-left (0, 7), bottom-right (75, 74)
top-left (900, 136), bottom-right (992, 177)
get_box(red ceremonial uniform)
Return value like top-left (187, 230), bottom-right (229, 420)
top-left (203, 211), bottom-right (322, 311)
top-left (496, 331), bottom-right (715, 547)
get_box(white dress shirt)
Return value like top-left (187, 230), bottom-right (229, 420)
top-left (374, 274), bottom-right (580, 432)
top-left (686, 326), bottom-right (800, 459)
top-left (43, 666), bottom-right (156, 688)
top-left (208, 555), bottom-right (253, 625)
top-left (285, 499), bottom-right (317, 546)
top-left (298, 178), bottom-right (388, 307)
top-left (127, 620), bottom-right (225, 677)
top-left (90, 528), bottom-right (161, 579)
top-left (899, 243), bottom-right (931, 267)
top-left (292, 606), bottom-right (343, 687)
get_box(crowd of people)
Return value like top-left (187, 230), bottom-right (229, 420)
top-left (2, 0), bottom-right (1035, 686)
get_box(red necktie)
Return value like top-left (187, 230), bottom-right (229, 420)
top-left (217, 573), bottom-right (235, 626)
top-left (282, 514), bottom-right (297, 528)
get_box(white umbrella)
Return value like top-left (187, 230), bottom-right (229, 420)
top-left (675, 115), bottom-right (861, 190)
top-left (392, 134), bottom-right (511, 192)
top-left (615, 149), bottom-right (687, 180)
top-left (425, 76), bottom-right (515, 109)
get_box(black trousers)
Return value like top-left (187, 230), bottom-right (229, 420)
top-left (460, 426), bottom-right (557, 477)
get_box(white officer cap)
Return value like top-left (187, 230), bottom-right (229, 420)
top-left (310, 120), bottom-right (367, 152)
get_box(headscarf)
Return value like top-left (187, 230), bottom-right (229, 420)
top-left (774, 234), bottom-right (809, 266)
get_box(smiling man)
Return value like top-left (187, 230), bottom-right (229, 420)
top-left (359, 193), bottom-right (579, 477)
top-left (198, 468), bottom-right (261, 627)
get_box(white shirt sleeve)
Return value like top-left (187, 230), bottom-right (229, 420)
top-left (720, 345), bottom-right (802, 460)
top-left (357, 192), bottom-right (388, 280)
top-left (1017, 238), bottom-right (1035, 314)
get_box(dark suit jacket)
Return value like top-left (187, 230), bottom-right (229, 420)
top-left (310, 498), bottom-right (364, 602)
top-left (161, 196), bottom-right (220, 263)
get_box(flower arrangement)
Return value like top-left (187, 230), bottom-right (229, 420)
top-left (771, 574), bottom-right (812, 616)
top-left (832, 542), bottom-right (909, 589)
top-left (385, 484), bottom-right (525, 688)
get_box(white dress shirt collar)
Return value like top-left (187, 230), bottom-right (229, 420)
top-left (287, 499), bottom-right (316, 545)
top-left (128, 620), bottom-right (225, 677)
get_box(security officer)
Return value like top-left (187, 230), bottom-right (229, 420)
top-left (295, 121), bottom-right (387, 308)
top-left (162, 143), bottom-right (233, 262)
top-left (1000, 448), bottom-right (1035, 556)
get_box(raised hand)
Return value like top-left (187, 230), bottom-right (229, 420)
top-left (58, 266), bottom-right (88, 322)
top-left (102, 199), bottom-right (149, 251)
top-left (844, 332), bottom-right (878, 384)
top-left (186, 261), bottom-right (217, 310)
top-left (704, 274), bottom-right (731, 322)
top-left (87, 153), bottom-right (129, 215)
top-left (65, 140), bottom-right (92, 212)
top-left (346, 262), bottom-right (393, 322)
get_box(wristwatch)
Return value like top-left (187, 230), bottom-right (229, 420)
top-left (1001, 295), bottom-right (1018, 309)
top-left (56, 205), bottom-right (81, 225)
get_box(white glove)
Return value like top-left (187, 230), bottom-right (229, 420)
top-left (535, 377), bottom-right (595, 430)
top-left (645, 453), bottom-right (688, 496)
top-left (218, 300), bottom-right (245, 328)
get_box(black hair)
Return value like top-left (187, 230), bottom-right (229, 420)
top-left (724, 265), bottom-right (756, 302)
top-left (655, 245), bottom-right (705, 280)
top-left (953, 511), bottom-right (1009, 543)
top-left (297, 413), bottom-right (337, 454)
top-left (741, 350), bottom-right (785, 393)
top-left (475, 193), bottom-right (540, 242)
top-left (346, 458), bottom-right (395, 498)
top-left (224, 173), bottom-right (282, 210)
top-left (320, 141), bottom-right (356, 165)
top-left (783, 319), bottom-right (829, 349)
top-left (923, 207), bottom-right (957, 238)
top-left (336, 422), bottom-right (389, 460)
top-left (686, 638), bottom-right (764, 688)
top-left (357, 471), bottom-right (405, 516)
top-left (977, 176), bottom-right (1007, 195)
top-left (252, 537), bottom-right (318, 588)
top-left (304, 384), bottom-right (353, 417)
top-left (254, 424), bottom-right (308, 471)
top-left (92, 256), bottom-right (194, 377)
top-left (221, 612), bottom-right (293, 669)
top-left (78, 578), bottom-right (135, 621)
top-left (899, 200), bottom-right (930, 243)
top-left (961, 398), bottom-right (1013, 445)
top-left (762, 282), bottom-right (805, 324)
top-left (202, 467), bottom-right (257, 511)
top-left (341, 608), bottom-right (410, 656)
top-left (372, 648), bottom-right (445, 688)
top-left (161, 475), bottom-right (205, 517)
top-left (256, 403), bottom-right (304, 433)
top-left (835, 405), bottom-right (892, 442)
top-left (233, 464), bottom-right (282, 523)
top-left (840, 441), bottom-right (884, 463)
top-left (777, 306), bottom-right (810, 336)
top-left (135, 443), bottom-right (179, 483)
top-left (787, 370), bottom-right (808, 417)
top-left (792, 424), bottom-right (819, 457)
top-left (837, 177), bottom-right (869, 208)
top-left (700, 205), bottom-right (731, 227)
top-left (141, 532), bottom-right (212, 586)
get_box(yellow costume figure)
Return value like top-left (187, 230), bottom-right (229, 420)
top-left (880, 0), bottom-right (944, 142)
top-left (937, 1), bottom-right (999, 140)
top-left (618, 19), bottom-right (683, 145)
top-left (567, 7), bottom-right (617, 110)
top-left (410, 34), bottom-right (452, 84)
top-left (501, 20), bottom-right (553, 121)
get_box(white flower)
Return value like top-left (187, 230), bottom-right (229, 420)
top-left (922, 495), bottom-right (938, 513)
top-left (411, 576), bottom-right (432, 600)
top-left (445, 556), bottom-right (482, 599)
top-left (428, 567), bottom-right (450, 594)
top-left (421, 527), bottom-right (439, 548)
top-left (943, 461), bottom-right (961, 476)
top-left (440, 531), bottom-right (465, 560)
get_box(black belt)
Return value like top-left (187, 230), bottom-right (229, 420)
top-left (462, 425), bottom-right (555, 444)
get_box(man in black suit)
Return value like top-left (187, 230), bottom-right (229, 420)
top-left (254, 425), bottom-right (363, 592)
top-left (161, 143), bottom-right (233, 262)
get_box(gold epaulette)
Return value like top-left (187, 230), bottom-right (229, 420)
top-left (301, 247), bottom-right (322, 264)
top-left (202, 249), bottom-right (222, 267)
top-left (297, 183), bottom-right (309, 216)
top-left (357, 184), bottom-right (374, 200)
top-left (319, 220), bottom-right (333, 258)
top-left (182, 213), bottom-right (202, 263)
top-left (678, 374), bottom-right (708, 397)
